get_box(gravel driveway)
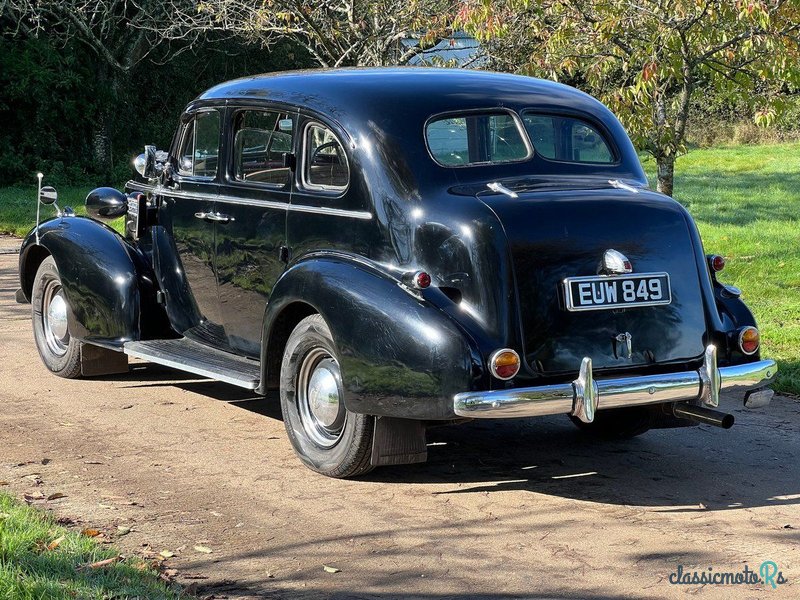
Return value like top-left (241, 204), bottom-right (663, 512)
top-left (1, 245), bottom-right (798, 599)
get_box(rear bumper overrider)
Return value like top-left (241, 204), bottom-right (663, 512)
top-left (453, 345), bottom-right (777, 422)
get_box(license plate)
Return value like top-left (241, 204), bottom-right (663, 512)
top-left (563, 273), bottom-right (671, 311)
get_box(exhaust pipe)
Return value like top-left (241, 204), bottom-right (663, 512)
top-left (672, 403), bottom-right (735, 429)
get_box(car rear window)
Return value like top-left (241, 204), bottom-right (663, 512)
top-left (521, 113), bottom-right (615, 163)
top-left (426, 112), bottom-right (531, 167)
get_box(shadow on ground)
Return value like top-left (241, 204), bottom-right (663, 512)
top-left (118, 362), bottom-right (800, 515)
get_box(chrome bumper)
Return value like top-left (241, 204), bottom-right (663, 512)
top-left (453, 345), bottom-right (777, 422)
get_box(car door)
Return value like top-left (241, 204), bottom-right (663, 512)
top-left (286, 116), bottom-right (372, 263)
top-left (153, 108), bottom-right (226, 346)
top-left (215, 106), bottom-right (297, 358)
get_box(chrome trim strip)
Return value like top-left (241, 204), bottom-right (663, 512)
top-left (563, 272), bottom-right (672, 312)
top-left (454, 349), bottom-right (777, 420)
top-left (124, 181), bottom-right (372, 220)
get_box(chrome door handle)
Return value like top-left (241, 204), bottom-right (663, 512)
top-left (194, 211), bottom-right (235, 223)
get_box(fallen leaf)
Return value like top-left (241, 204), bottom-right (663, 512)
top-left (122, 404), bottom-right (133, 409)
top-left (323, 565), bottom-right (341, 573)
top-left (81, 528), bottom-right (101, 537)
top-left (47, 536), bottom-right (65, 551)
top-left (784, 524), bottom-right (794, 529)
top-left (83, 461), bottom-right (103, 465)
top-left (159, 550), bottom-right (175, 559)
top-left (0, 481), bottom-right (9, 486)
top-left (80, 556), bottom-right (120, 570)
top-left (116, 526), bottom-right (131, 536)
top-left (194, 545), bottom-right (212, 554)
top-left (47, 492), bottom-right (67, 501)
top-left (23, 492), bottom-right (45, 502)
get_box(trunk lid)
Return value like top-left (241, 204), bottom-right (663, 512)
top-left (476, 185), bottom-right (708, 376)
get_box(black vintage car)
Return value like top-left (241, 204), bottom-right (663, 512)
top-left (18, 68), bottom-right (777, 478)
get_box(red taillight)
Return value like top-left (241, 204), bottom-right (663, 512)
top-left (738, 326), bottom-right (760, 355)
top-left (709, 254), bottom-right (726, 272)
top-left (489, 349), bottom-right (521, 380)
top-left (413, 271), bottom-right (431, 289)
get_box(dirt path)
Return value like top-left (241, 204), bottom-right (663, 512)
top-left (1, 246), bottom-right (798, 599)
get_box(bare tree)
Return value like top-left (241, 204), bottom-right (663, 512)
top-left (151, 0), bottom-right (457, 68)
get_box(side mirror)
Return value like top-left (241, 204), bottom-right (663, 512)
top-left (134, 145), bottom-right (158, 178)
top-left (39, 186), bottom-right (58, 205)
top-left (85, 187), bottom-right (128, 221)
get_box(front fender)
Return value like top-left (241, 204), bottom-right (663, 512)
top-left (19, 216), bottom-right (163, 347)
top-left (262, 253), bottom-right (483, 419)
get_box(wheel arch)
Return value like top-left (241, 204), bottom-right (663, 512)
top-left (261, 300), bottom-right (319, 391)
top-left (18, 217), bottom-right (169, 347)
top-left (18, 242), bottom-right (51, 302)
top-left (258, 253), bottom-right (482, 420)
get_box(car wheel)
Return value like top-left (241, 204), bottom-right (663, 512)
top-left (31, 256), bottom-right (82, 378)
top-left (280, 314), bottom-right (375, 478)
top-left (569, 406), bottom-right (652, 439)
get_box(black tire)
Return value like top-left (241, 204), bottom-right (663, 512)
top-left (31, 256), bottom-right (82, 378)
top-left (569, 406), bottom-right (652, 439)
top-left (280, 314), bottom-right (375, 478)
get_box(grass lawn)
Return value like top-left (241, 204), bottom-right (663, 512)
top-left (0, 144), bottom-right (797, 394)
top-left (642, 143), bottom-right (800, 395)
top-left (0, 493), bottom-right (184, 599)
top-left (0, 186), bottom-right (92, 238)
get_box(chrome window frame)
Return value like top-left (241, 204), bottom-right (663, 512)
top-left (175, 107), bottom-right (222, 180)
top-left (230, 108), bottom-right (294, 190)
top-left (519, 110), bottom-right (621, 166)
top-left (299, 120), bottom-right (350, 194)
top-left (423, 108), bottom-right (534, 169)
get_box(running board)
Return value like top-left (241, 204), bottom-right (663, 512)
top-left (124, 338), bottom-right (260, 389)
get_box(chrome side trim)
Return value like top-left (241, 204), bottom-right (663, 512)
top-left (124, 181), bottom-right (373, 220)
top-left (454, 346), bottom-right (777, 420)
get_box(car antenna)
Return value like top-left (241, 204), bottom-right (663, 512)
top-left (487, 181), bottom-right (519, 199)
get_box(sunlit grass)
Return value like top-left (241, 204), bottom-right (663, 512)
top-left (0, 493), bottom-right (185, 599)
top-left (643, 143), bottom-right (800, 395)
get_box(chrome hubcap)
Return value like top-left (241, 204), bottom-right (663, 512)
top-left (297, 349), bottom-right (345, 448)
top-left (43, 284), bottom-right (69, 356)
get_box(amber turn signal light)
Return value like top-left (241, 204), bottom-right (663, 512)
top-left (489, 349), bottom-right (521, 380)
top-left (738, 326), bottom-right (760, 355)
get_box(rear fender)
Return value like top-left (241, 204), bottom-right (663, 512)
top-left (261, 253), bottom-right (483, 420)
top-left (18, 216), bottom-right (166, 347)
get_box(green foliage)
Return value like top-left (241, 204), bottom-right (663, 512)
top-left (459, 0), bottom-right (800, 194)
top-left (0, 493), bottom-right (186, 599)
top-left (0, 22), bottom-right (310, 187)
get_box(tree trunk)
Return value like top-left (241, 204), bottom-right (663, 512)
top-left (656, 156), bottom-right (675, 197)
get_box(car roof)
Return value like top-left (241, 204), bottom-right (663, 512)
top-left (196, 68), bottom-right (612, 123)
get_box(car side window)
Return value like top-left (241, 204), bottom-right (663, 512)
top-left (233, 110), bottom-right (294, 186)
top-left (302, 122), bottom-right (349, 192)
top-left (177, 110), bottom-right (221, 177)
top-left (521, 113), bottom-right (615, 164)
